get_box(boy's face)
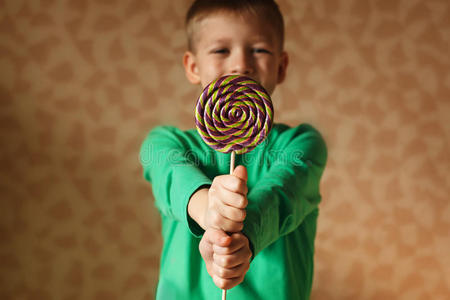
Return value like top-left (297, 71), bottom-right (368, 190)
top-left (183, 12), bottom-right (288, 95)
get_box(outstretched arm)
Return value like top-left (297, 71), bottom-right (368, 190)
top-left (140, 126), bottom-right (248, 236)
top-left (242, 125), bottom-right (327, 257)
top-left (140, 126), bottom-right (213, 233)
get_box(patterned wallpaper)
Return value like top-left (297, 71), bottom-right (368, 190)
top-left (0, 0), bottom-right (449, 299)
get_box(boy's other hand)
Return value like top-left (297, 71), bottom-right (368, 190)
top-left (200, 229), bottom-right (252, 290)
top-left (205, 165), bottom-right (248, 232)
top-left (199, 227), bottom-right (232, 283)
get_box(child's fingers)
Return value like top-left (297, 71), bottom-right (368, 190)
top-left (213, 252), bottom-right (241, 269)
top-left (232, 165), bottom-right (248, 183)
top-left (203, 228), bottom-right (232, 247)
top-left (214, 174), bottom-right (248, 195)
top-left (212, 232), bottom-right (247, 255)
top-left (220, 219), bottom-right (244, 233)
top-left (210, 230), bottom-right (252, 290)
top-left (213, 274), bottom-right (246, 291)
top-left (218, 188), bottom-right (248, 209)
top-left (213, 248), bottom-right (251, 269)
top-left (212, 241), bottom-right (243, 255)
top-left (217, 201), bottom-right (246, 222)
top-left (208, 210), bottom-right (243, 232)
top-left (213, 261), bottom-right (249, 280)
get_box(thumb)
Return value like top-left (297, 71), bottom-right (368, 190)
top-left (232, 165), bottom-right (247, 183)
top-left (205, 228), bottom-right (232, 247)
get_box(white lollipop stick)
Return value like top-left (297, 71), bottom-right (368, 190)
top-left (222, 150), bottom-right (236, 300)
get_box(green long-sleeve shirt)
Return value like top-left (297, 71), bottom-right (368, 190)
top-left (140, 123), bottom-right (327, 300)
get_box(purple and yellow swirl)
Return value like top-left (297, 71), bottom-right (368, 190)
top-left (195, 75), bottom-right (274, 154)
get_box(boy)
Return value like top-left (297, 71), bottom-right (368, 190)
top-left (140, 0), bottom-right (327, 299)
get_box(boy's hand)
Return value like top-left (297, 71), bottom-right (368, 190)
top-left (199, 228), bottom-right (252, 290)
top-left (205, 165), bottom-right (248, 233)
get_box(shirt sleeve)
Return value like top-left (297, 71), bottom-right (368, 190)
top-left (139, 126), bottom-right (212, 237)
top-left (242, 125), bottom-right (327, 257)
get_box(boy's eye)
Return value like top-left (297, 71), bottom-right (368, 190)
top-left (252, 48), bottom-right (271, 54)
top-left (212, 48), bottom-right (229, 54)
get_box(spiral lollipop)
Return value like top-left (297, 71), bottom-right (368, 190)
top-left (195, 75), bottom-right (274, 155)
top-left (194, 75), bottom-right (274, 300)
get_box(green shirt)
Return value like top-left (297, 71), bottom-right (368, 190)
top-left (140, 123), bottom-right (327, 300)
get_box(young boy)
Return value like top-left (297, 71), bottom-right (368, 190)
top-left (140, 0), bottom-right (327, 299)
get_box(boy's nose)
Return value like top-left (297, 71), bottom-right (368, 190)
top-left (230, 51), bottom-right (253, 75)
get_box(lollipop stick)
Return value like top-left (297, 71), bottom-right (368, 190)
top-left (230, 151), bottom-right (236, 174)
top-left (222, 150), bottom-right (235, 300)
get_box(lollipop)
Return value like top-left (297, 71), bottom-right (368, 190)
top-left (194, 74), bottom-right (274, 300)
top-left (195, 75), bottom-right (274, 155)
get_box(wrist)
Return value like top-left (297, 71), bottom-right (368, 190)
top-left (188, 187), bottom-right (209, 230)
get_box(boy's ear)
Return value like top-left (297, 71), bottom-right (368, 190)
top-left (183, 51), bottom-right (201, 84)
top-left (277, 51), bottom-right (289, 84)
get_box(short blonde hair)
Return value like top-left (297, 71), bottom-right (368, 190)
top-left (186, 0), bottom-right (285, 52)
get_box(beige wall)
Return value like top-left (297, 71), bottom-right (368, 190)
top-left (0, 0), bottom-right (449, 299)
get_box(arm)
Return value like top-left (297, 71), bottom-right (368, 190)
top-left (242, 125), bottom-right (328, 257)
top-left (140, 126), bottom-right (212, 235)
top-left (140, 126), bottom-right (248, 236)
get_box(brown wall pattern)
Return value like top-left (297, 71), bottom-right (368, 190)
top-left (0, 0), bottom-right (449, 299)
